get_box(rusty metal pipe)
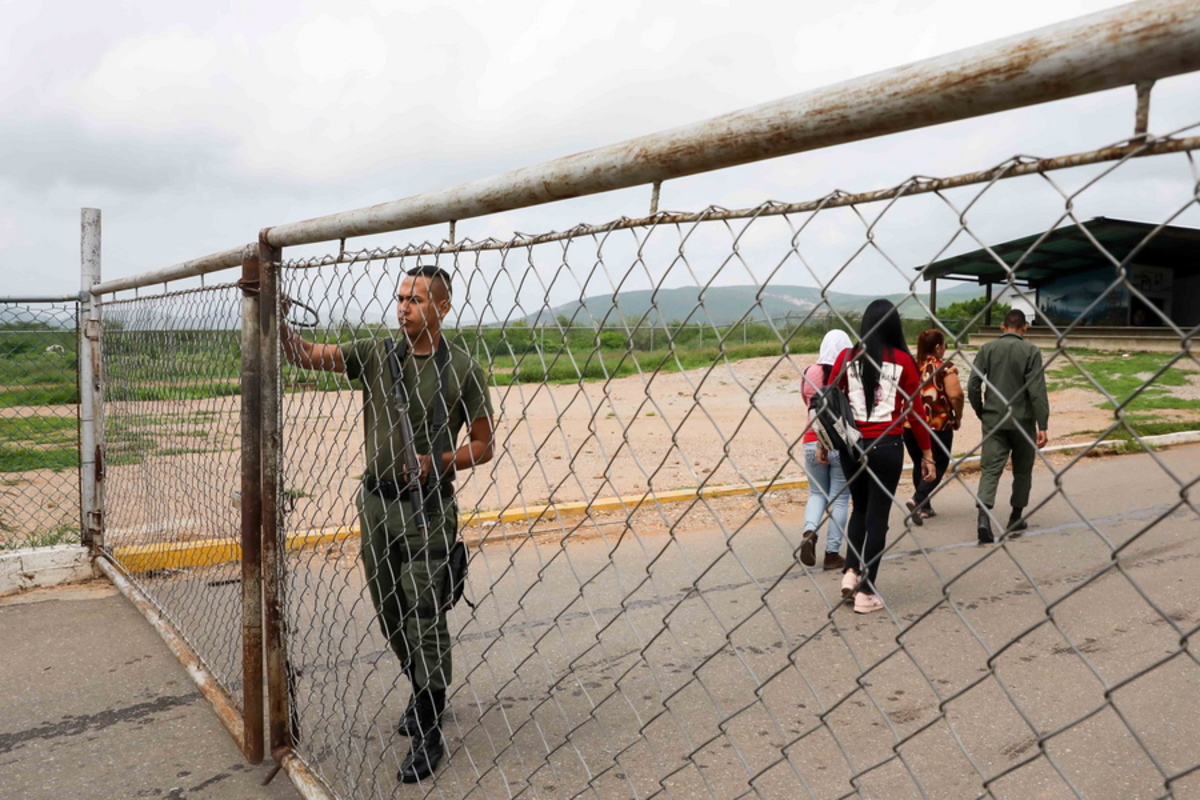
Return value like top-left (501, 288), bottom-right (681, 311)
top-left (1135, 79), bottom-right (1156, 137)
top-left (271, 747), bottom-right (337, 800)
top-left (90, 246), bottom-right (244, 297)
top-left (0, 294), bottom-right (86, 303)
top-left (259, 243), bottom-right (293, 751)
top-left (262, 0), bottom-right (1200, 248)
top-left (240, 247), bottom-right (266, 765)
top-left (95, 555), bottom-right (248, 752)
top-left (281, 135), bottom-right (1200, 265)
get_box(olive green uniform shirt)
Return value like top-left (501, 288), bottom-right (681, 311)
top-left (340, 337), bottom-right (493, 482)
top-left (967, 332), bottom-right (1050, 433)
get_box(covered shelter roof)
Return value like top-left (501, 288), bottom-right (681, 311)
top-left (918, 217), bottom-right (1200, 287)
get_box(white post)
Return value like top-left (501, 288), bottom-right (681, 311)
top-left (78, 208), bottom-right (103, 551)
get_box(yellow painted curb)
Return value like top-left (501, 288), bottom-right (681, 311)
top-left (111, 479), bottom-right (809, 573)
top-left (460, 477), bottom-right (809, 527)
top-left (112, 526), bottom-right (357, 574)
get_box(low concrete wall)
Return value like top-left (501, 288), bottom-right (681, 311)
top-left (969, 326), bottom-right (1194, 352)
top-left (0, 545), bottom-right (97, 597)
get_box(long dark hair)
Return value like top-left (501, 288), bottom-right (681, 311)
top-left (856, 299), bottom-right (911, 415)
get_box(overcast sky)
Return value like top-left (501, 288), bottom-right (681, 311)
top-left (2, 0), bottom-right (1198, 308)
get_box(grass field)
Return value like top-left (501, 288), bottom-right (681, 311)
top-left (4, 325), bottom-right (1197, 474)
top-left (1045, 351), bottom-right (1200, 409)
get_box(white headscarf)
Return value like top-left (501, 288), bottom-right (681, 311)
top-left (816, 329), bottom-right (853, 366)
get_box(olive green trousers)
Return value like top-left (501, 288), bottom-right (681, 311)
top-left (976, 425), bottom-right (1037, 510)
top-left (359, 487), bottom-right (457, 692)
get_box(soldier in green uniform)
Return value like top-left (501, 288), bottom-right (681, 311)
top-left (967, 309), bottom-right (1050, 544)
top-left (281, 265), bottom-right (494, 783)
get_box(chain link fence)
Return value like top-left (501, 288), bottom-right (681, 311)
top-left (261, 126), bottom-right (1200, 798)
top-left (61, 7), bottom-right (1200, 796)
top-left (99, 282), bottom-right (250, 714)
top-left (0, 300), bottom-right (81, 550)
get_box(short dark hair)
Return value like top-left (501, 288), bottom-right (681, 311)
top-left (1003, 309), bottom-right (1028, 329)
top-left (405, 265), bottom-right (452, 300)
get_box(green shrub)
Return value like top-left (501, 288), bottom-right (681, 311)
top-left (597, 331), bottom-right (625, 350)
top-left (937, 298), bottom-right (1012, 338)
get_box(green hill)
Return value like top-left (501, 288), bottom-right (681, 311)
top-left (521, 283), bottom-right (983, 327)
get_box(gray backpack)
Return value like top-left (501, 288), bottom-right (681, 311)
top-left (810, 384), bottom-right (865, 464)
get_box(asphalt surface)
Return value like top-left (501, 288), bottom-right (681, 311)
top-left (0, 582), bottom-right (301, 800)
top-left (278, 444), bottom-right (1200, 799)
top-left (2, 444), bottom-right (1197, 800)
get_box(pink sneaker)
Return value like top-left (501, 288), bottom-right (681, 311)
top-left (840, 569), bottom-right (859, 601)
top-left (854, 592), bottom-right (884, 614)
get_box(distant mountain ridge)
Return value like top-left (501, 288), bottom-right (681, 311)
top-left (519, 284), bottom-right (983, 327)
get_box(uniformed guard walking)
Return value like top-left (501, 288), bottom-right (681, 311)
top-left (281, 265), bottom-right (494, 783)
top-left (967, 309), bottom-right (1050, 543)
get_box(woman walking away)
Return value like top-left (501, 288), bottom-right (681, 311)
top-left (799, 329), bottom-right (854, 571)
top-left (903, 329), bottom-right (964, 525)
top-left (824, 300), bottom-right (936, 614)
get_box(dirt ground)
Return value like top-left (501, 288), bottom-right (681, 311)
top-left (4, 351), bottom-right (1199, 549)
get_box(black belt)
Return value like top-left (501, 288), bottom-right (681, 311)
top-left (363, 474), bottom-right (455, 501)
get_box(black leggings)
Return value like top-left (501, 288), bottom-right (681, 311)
top-left (845, 436), bottom-right (904, 592)
top-left (903, 428), bottom-right (954, 509)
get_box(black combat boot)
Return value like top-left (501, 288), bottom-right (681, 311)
top-left (397, 665), bottom-right (419, 736)
top-left (1006, 507), bottom-right (1029, 536)
top-left (397, 694), bottom-right (419, 737)
top-left (977, 505), bottom-right (994, 545)
top-left (398, 689), bottom-right (446, 784)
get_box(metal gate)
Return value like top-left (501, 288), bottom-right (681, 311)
top-left (72, 3), bottom-right (1200, 798)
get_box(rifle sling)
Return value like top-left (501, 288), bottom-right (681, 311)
top-left (383, 336), bottom-right (453, 514)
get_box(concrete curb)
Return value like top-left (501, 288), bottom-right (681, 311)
top-left (109, 479), bottom-right (811, 574)
top-left (948, 429), bottom-right (1200, 474)
top-left (106, 429), bottom-right (1200, 574)
top-left (0, 545), bottom-right (97, 596)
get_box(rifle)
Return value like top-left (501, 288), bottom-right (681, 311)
top-left (383, 336), bottom-right (472, 611)
top-left (385, 338), bottom-right (430, 538)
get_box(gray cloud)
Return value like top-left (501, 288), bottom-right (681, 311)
top-left (3, 0), bottom-right (1198, 302)
top-left (0, 116), bottom-right (241, 195)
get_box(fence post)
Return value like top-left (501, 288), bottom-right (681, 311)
top-left (239, 245), bottom-right (266, 765)
top-left (78, 208), bottom-right (104, 552)
top-left (258, 238), bottom-right (294, 752)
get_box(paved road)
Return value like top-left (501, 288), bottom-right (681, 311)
top-left (0, 583), bottom-right (300, 800)
top-left (5, 444), bottom-right (1196, 800)
top-left (272, 443), bottom-right (1199, 799)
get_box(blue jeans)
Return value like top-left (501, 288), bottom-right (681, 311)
top-left (802, 441), bottom-right (848, 553)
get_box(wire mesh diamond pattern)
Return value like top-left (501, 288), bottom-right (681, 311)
top-left (101, 283), bottom-right (247, 707)
top-left (263, 132), bottom-right (1200, 799)
top-left (0, 301), bottom-right (80, 550)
